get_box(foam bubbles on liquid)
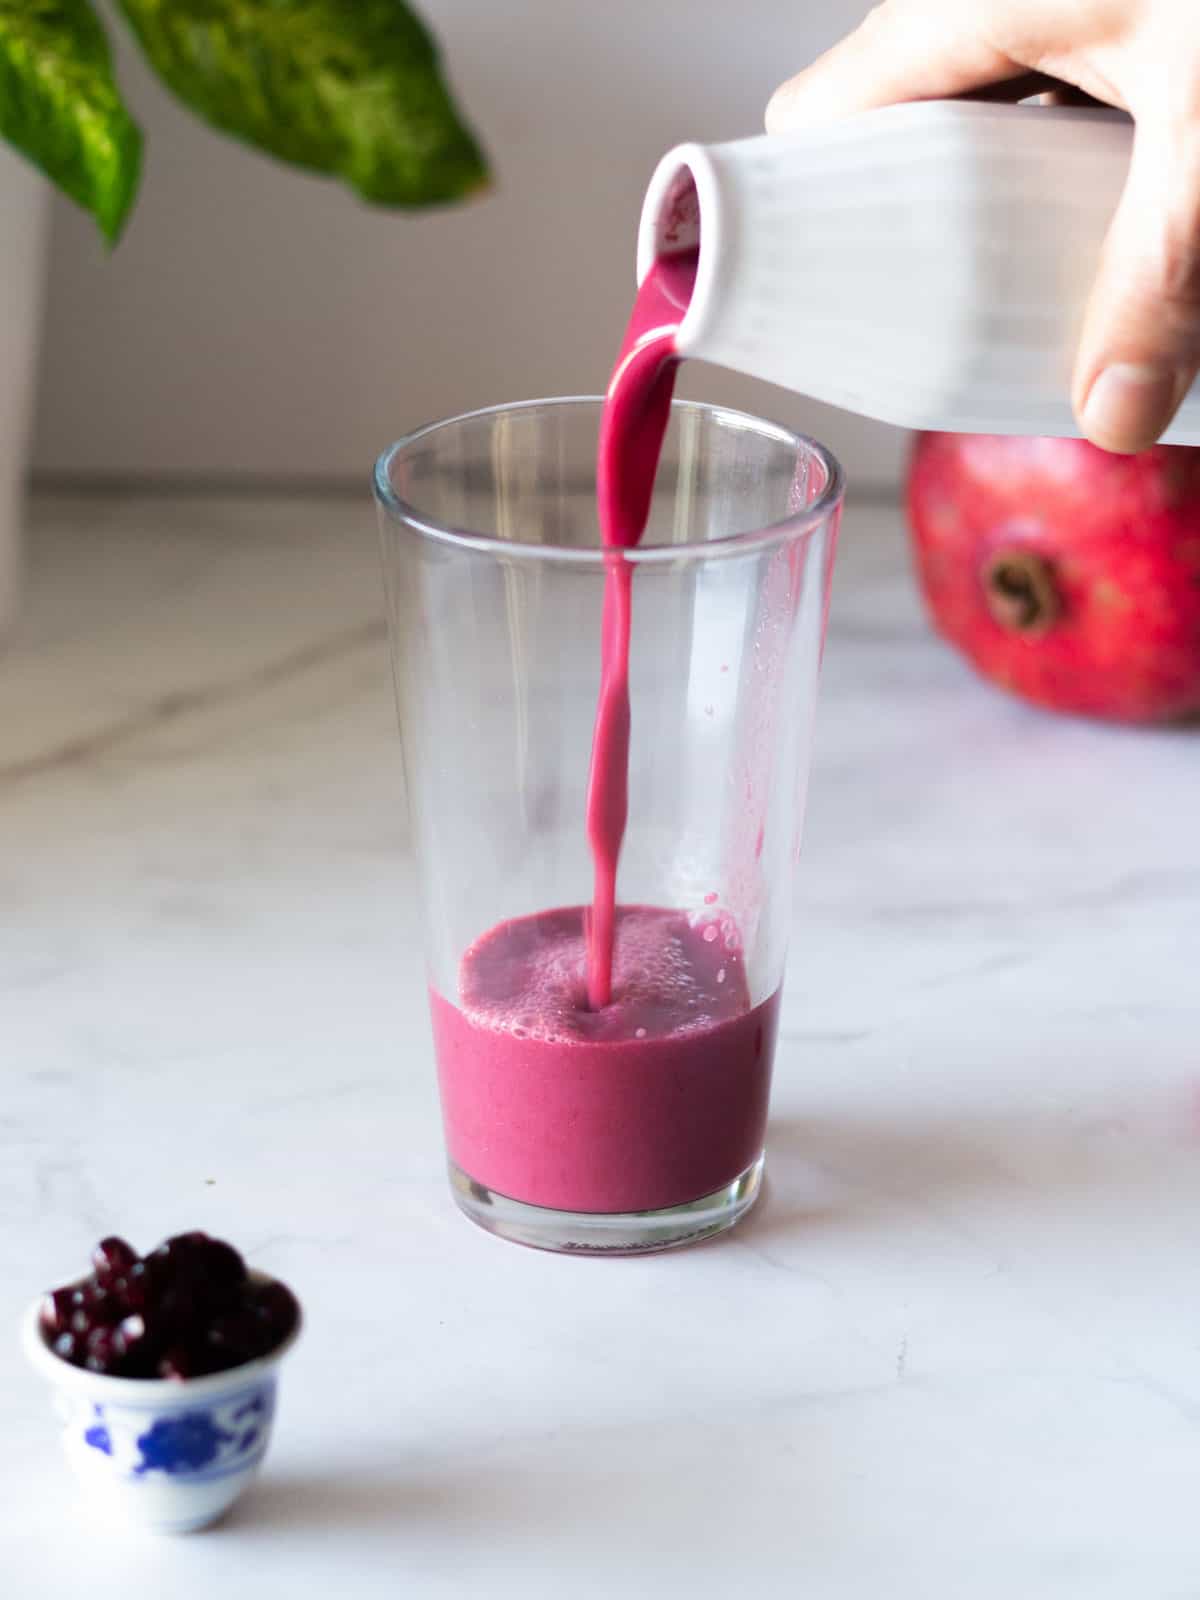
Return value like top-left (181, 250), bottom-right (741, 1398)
top-left (458, 905), bottom-right (750, 1045)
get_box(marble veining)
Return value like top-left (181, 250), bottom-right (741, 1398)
top-left (2, 493), bottom-right (1199, 1597)
top-left (0, 618), bottom-right (384, 784)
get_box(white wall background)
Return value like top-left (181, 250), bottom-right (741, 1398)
top-left (31, 0), bottom-right (905, 491)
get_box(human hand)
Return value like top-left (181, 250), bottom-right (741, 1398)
top-left (766, 1), bottom-right (1200, 453)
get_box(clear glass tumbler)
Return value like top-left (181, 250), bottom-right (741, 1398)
top-left (375, 398), bottom-right (843, 1253)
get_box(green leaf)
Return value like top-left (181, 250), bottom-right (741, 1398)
top-left (116, 0), bottom-right (488, 208)
top-left (0, 1), bottom-right (142, 242)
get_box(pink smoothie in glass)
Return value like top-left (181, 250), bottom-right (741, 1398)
top-left (430, 248), bottom-right (780, 1215)
top-left (430, 906), bottom-right (779, 1213)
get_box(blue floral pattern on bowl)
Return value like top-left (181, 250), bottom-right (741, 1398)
top-left (83, 1416), bottom-right (112, 1456)
top-left (74, 1381), bottom-right (275, 1484)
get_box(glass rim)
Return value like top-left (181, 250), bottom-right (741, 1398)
top-left (372, 395), bottom-right (844, 567)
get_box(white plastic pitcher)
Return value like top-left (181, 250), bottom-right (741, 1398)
top-left (637, 100), bottom-right (1200, 443)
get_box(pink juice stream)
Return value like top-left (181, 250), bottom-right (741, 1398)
top-left (430, 249), bottom-right (782, 1215)
top-left (586, 249), bottom-right (697, 1008)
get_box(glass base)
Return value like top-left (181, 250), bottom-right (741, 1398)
top-left (447, 1153), bottom-right (764, 1255)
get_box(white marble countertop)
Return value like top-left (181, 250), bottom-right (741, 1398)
top-left (3, 492), bottom-right (1199, 1597)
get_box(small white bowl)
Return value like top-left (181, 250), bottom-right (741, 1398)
top-left (22, 1270), bottom-right (301, 1534)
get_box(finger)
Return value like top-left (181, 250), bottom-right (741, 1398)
top-left (1038, 84), bottom-right (1109, 109)
top-left (959, 71), bottom-right (1086, 105)
top-left (765, 2), bottom-right (1021, 133)
top-left (1074, 122), bottom-right (1200, 453)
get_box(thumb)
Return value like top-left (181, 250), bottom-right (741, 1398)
top-left (765, 3), bottom-right (1015, 133)
top-left (1074, 123), bottom-right (1200, 453)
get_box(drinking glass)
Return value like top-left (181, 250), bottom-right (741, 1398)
top-left (375, 397), bottom-right (843, 1252)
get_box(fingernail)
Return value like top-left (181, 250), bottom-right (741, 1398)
top-left (764, 90), bottom-right (793, 134)
top-left (1081, 363), bottom-right (1184, 453)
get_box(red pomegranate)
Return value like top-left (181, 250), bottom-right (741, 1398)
top-left (906, 433), bottom-right (1200, 723)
